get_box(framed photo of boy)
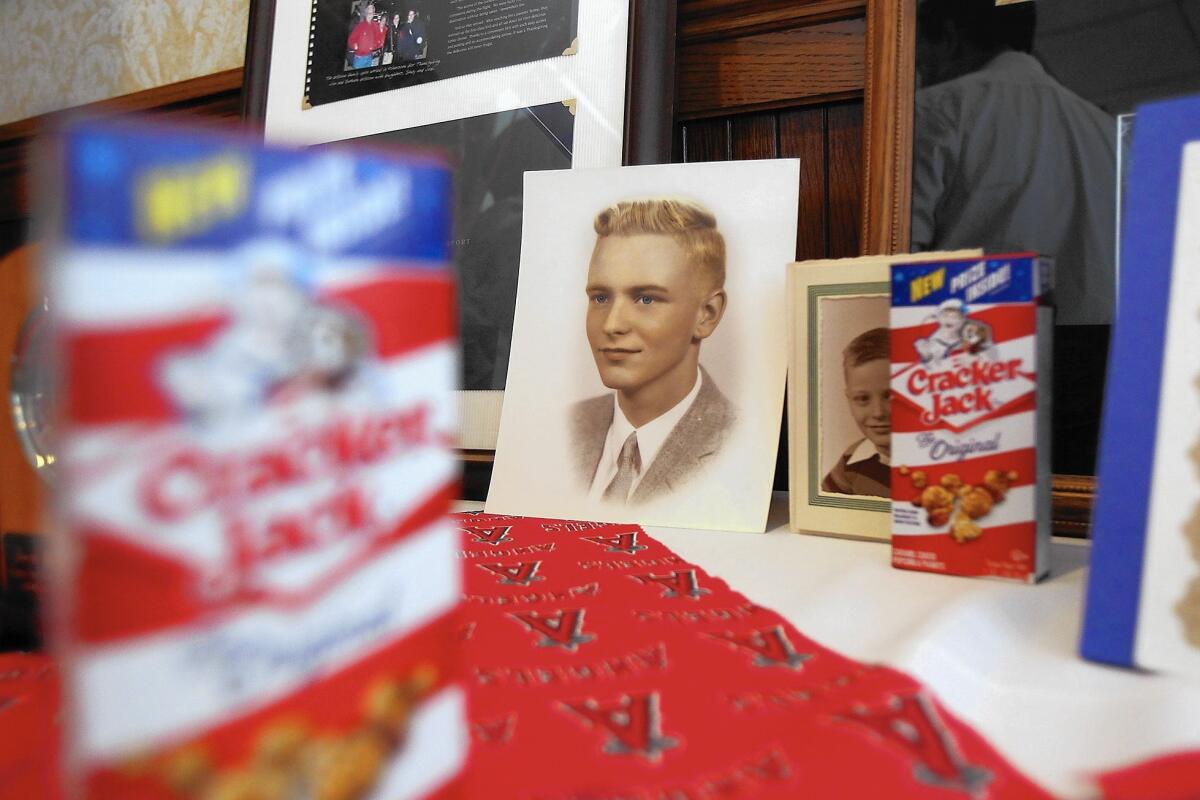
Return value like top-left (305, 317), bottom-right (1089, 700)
top-left (242, 0), bottom-right (676, 449)
top-left (788, 252), bottom-right (980, 541)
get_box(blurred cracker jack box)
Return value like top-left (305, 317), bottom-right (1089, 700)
top-left (889, 254), bottom-right (1053, 582)
top-left (43, 118), bottom-right (465, 798)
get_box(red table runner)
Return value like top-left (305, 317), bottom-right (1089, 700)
top-left (7, 512), bottom-right (1199, 798)
top-left (456, 512), bottom-right (1050, 799)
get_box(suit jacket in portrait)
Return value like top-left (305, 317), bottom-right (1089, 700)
top-left (570, 367), bottom-right (737, 504)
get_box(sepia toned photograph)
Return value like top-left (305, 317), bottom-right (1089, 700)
top-left (486, 161), bottom-right (800, 532)
top-left (816, 295), bottom-right (891, 500)
top-left (570, 198), bottom-right (737, 506)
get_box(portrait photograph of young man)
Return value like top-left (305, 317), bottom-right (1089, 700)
top-left (574, 198), bottom-right (736, 505)
top-left (486, 161), bottom-right (799, 532)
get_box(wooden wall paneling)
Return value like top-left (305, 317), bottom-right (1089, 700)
top-left (680, 117), bottom-right (731, 162)
top-left (677, 21), bottom-right (866, 119)
top-left (0, 245), bottom-right (41, 537)
top-left (860, 0), bottom-right (915, 255)
top-left (679, 0), bottom-right (867, 42)
top-left (730, 113), bottom-right (779, 160)
top-left (0, 141), bottom-right (28, 224)
top-left (0, 69), bottom-right (245, 224)
top-left (778, 107), bottom-right (828, 262)
top-left (826, 102), bottom-right (864, 257)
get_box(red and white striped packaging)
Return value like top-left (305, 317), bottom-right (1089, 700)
top-left (46, 121), bottom-right (465, 798)
top-left (889, 254), bottom-right (1053, 582)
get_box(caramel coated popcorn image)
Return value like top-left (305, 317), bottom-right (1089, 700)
top-left (982, 469), bottom-right (1019, 501)
top-left (960, 487), bottom-right (995, 519)
top-left (918, 485), bottom-right (954, 511)
top-left (951, 511), bottom-right (983, 544)
top-left (140, 666), bottom-right (439, 800)
top-left (899, 466), bottom-right (1018, 543)
top-left (304, 731), bottom-right (389, 800)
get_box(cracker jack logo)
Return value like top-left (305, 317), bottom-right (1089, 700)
top-left (896, 297), bottom-right (1034, 432)
top-left (839, 691), bottom-right (992, 797)
top-left (707, 625), bottom-right (812, 670)
top-left (509, 609), bottom-right (595, 651)
top-left (477, 560), bottom-right (544, 586)
top-left (463, 525), bottom-right (514, 546)
top-left (581, 531), bottom-right (648, 555)
top-left (560, 692), bottom-right (679, 761)
top-left (632, 569), bottom-right (710, 600)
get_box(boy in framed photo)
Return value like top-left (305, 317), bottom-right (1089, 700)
top-left (822, 327), bottom-right (891, 498)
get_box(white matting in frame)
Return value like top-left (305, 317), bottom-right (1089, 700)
top-left (787, 251), bottom-right (981, 542)
top-left (261, 2), bottom-right (628, 169)
top-left (485, 160), bottom-right (800, 532)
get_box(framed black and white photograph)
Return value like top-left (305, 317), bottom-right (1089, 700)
top-left (485, 160), bottom-right (800, 532)
top-left (243, 0), bottom-right (675, 450)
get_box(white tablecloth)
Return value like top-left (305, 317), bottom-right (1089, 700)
top-left (462, 494), bottom-right (1200, 798)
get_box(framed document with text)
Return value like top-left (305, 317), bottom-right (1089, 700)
top-left (243, 0), bottom-right (676, 449)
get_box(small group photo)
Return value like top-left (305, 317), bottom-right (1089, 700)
top-left (345, 0), bottom-right (429, 70)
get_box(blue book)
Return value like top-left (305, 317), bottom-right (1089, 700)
top-left (1082, 95), bottom-right (1200, 673)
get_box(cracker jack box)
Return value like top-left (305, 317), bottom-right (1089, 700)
top-left (45, 120), bottom-right (466, 798)
top-left (889, 254), bottom-right (1053, 582)
top-left (1083, 95), bottom-right (1200, 675)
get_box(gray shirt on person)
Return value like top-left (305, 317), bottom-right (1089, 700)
top-left (911, 51), bottom-right (1117, 325)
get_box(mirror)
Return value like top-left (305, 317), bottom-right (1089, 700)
top-left (907, 0), bottom-right (1200, 476)
top-left (9, 301), bottom-right (56, 479)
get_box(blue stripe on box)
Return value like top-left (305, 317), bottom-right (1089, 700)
top-left (61, 119), bottom-right (452, 264)
top-left (890, 254), bottom-right (1040, 307)
top-left (1081, 96), bottom-right (1200, 667)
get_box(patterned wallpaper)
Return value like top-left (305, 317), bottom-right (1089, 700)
top-left (0, 0), bottom-right (250, 127)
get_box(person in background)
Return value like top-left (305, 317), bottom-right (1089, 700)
top-left (911, 0), bottom-right (1116, 327)
top-left (347, 4), bottom-right (385, 69)
top-left (386, 13), bottom-right (402, 63)
top-left (911, 0), bottom-right (1117, 475)
top-left (400, 10), bottom-right (428, 60)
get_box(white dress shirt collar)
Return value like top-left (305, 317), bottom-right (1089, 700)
top-left (588, 368), bottom-right (704, 501)
top-left (846, 437), bottom-right (890, 467)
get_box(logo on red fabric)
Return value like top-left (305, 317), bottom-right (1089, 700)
top-left (464, 525), bottom-right (514, 546)
top-left (473, 713), bottom-right (517, 744)
top-left (581, 531), bottom-right (647, 554)
top-left (840, 691), bottom-right (992, 796)
top-left (560, 691), bottom-right (679, 761)
top-left (509, 608), bottom-right (595, 651)
top-left (477, 560), bottom-right (544, 586)
top-left (708, 625), bottom-right (812, 670)
top-left (632, 569), bottom-right (710, 600)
